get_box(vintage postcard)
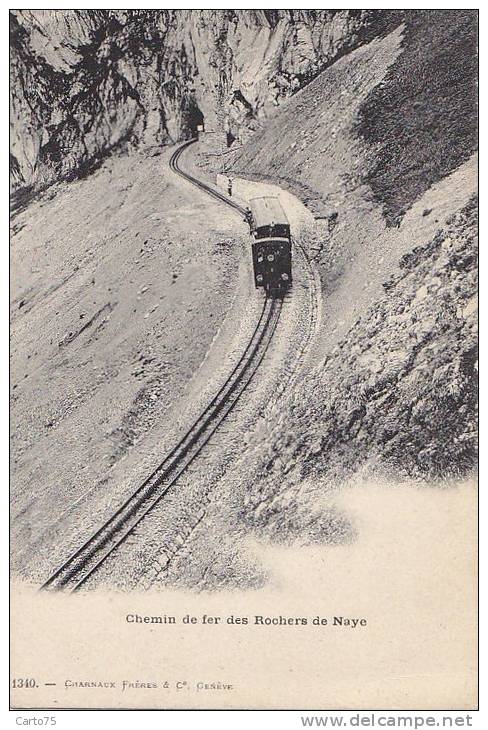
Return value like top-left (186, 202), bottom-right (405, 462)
top-left (9, 8), bottom-right (478, 711)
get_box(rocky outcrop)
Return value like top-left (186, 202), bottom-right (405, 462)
top-left (10, 9), bottom-right (391, 194)
top-left (10, 11), bottom-right (196, 193)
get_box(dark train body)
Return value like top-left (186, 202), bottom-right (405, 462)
top-left (248, 197), bottom-right (292, 293)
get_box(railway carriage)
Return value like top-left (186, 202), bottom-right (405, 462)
top-left (247, 197), bottom-right (292, 293)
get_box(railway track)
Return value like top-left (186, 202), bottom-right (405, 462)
top-left (169, 138), bottom-right (247, 216)
top-left (41, 140), bottom-right (283, 592)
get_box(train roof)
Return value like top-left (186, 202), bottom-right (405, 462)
top-left (249, 197), bottom-right (289, 229)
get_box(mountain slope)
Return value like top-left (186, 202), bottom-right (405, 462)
top-left (211, 11), bottom-right (478, 535)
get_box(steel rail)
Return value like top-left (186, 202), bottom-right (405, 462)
top-left (41, 140), bottom-right (282, 592)
top-left (169, 139), bottom-right (247, 216)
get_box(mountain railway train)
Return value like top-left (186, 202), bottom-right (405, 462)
top-left (247, 197), bottom-right (292, 293)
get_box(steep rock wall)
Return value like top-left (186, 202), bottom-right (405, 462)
top-left (10, 9), bottom-right (391, 194)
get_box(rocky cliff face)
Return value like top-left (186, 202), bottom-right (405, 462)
top-left (10, 9), bottom-right (391, 194)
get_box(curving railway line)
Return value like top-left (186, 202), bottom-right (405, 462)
top-left (169, 138), bottom-right (247, 216)
top-left (41, 139), bottom-right (283, 592)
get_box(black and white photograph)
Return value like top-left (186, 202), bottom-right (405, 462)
top-left (9, 6), bottom-right (478, 712)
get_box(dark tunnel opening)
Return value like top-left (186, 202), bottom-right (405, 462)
top-left (183, 98), bottom-right (205, 137)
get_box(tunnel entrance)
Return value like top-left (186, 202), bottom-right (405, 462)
top-left (183, 98), bottom-right (205, 137)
